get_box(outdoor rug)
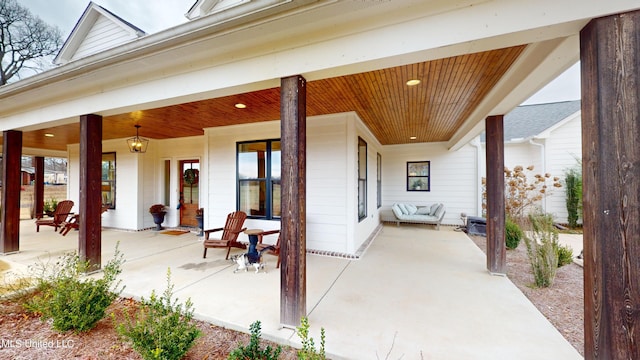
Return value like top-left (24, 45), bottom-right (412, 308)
top-left (160, 230), bottom-right (190, 236)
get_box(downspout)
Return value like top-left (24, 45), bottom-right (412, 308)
top-left (471, 137), bottom-right (484, 217)
top-left (529, 138), bottom-right (546, 213)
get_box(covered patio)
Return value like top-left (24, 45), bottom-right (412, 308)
top-left (6, 220), bottom-right (581, 359)
top-left (1, 1), bottom-right (639, 358)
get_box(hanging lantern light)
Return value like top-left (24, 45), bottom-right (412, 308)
top-left (126, 125), bottom-right (149, 153)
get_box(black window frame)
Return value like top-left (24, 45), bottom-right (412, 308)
top-left (377, 152), bottom-right (382, 208)
top-left (407, 161), bottom-right (430, 191)
top-left (358, 137), bottom-right (367, 221)
top-left (101, 152), bottom-right (116, 209)
top-left (236, 139), bottom-right (281, 220)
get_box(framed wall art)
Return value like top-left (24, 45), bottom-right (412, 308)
top-left (407, 161), bottom-right (430, 191)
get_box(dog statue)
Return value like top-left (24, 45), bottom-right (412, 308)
top-left (231, 246), bottom-right (275, 273)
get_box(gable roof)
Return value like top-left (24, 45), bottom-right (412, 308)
top-left (186, 0), bottom-right (317, 21)
top-left (501, 100), bottom-right (581, 142)
top-left (53, 2), bottom-right (146, 65)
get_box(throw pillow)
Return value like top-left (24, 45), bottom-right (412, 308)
top-left (398, 203), bottom-right (409, 215)
top-left (392, 204), bottom-right (403, 218)
top-left (405, 204), bottom-right (417, 215)
top-left (416, 207), bottom-right (431, 215)
top-left (433, 204), bottom-right (444, 217)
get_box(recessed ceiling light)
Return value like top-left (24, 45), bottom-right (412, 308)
top-left (44, 133), bottom-right (54, 137)
top-left (410, 136), bottom-right (417, 140)
top-left (406, 79), bottom-right (421, 86)
top-left (235, 103), bottom-right (247, 109)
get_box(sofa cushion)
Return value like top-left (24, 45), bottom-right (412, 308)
top-left (392, 204), bottom-right (403, 218)
top-left (416, 206), bottom-right (431, 215)
top-left (405, 204), bottom-right (418, 215)
top-left (404, 214), bottom-right (437, 222)
top-left (398, 203), bottom-right (409, 215)
top-left (430, 203), bottom-right (440, 216)
top-left (433, 204), bottom-right (445, 219)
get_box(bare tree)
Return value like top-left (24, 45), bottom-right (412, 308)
top-left (0, 0), bottom-right (62, 84)
top-left (45, 157), bottom-right (67, 172)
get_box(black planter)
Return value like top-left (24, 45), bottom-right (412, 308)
top-left (195, 215), bottom-right (204, 236)
top-left (151, 212), bottom-right (166, 231)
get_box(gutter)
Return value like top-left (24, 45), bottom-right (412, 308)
top-left (471, 136), bottom-right (484, 217)
top-left (529, 138), bottom-right (546, 212)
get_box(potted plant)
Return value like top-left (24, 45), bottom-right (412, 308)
top-left (43, 197), bottom-right (58, 217)
top-left (195, 208), bottom-right (204, 236)
top-left (149, 204), bottom-right (167, 231)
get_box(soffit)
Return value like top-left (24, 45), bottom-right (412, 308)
top-left (21, 45), bottom-right (526, 150)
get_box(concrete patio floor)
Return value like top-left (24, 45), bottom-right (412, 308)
top-left (3, 220), bottom-right (582, 359)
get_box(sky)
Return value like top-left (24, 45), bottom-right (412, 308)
top-left (20, 0), bottom-right (192, 35)
top-left (522, 63), bottom-right (580, 105)
top-left (19, 0), bottom-right (581, 106)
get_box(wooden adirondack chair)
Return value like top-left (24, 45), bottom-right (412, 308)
top-left (256, 229), bottom-right (281, 268)
top-left (59, 205), bottom-right (110, 236)
top-left (35, 200), bottom-right (74, 232)
top-left (203, 211), bottom-right (248, 259)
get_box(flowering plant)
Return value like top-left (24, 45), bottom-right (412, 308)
top-left (149, 204), bottom-right (167, 214)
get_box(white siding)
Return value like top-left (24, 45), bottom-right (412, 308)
top-left (72, 16), bottom-right (137, 61)
top-left (205, 113), bottom-right (367, 253)
top-left (66, 114), bottom-right (480, 252)
top-left (354, 116), bottom-right (383, 253)
top-left (545, 114), bottom-right (582, 223)
top-left (482, 113), bottom-right (582, 224)
top-left (67, 136), bottom-right (203, 231)
top-left (382, 142), bottom-right (480, 226)
top-left (155, 136), bottom-right (205, 228)
top-left (504, 142), bottom-right (543, 172)
top-left (68, 138), bottom-right (155, 230)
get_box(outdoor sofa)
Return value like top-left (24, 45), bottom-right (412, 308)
top-left (380, 203), bottom-right (446, 230)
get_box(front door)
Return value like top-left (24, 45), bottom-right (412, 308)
top-left (179, 160), bottom-right (199, 227)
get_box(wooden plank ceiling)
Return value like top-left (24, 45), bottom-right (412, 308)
top-left (20, 45), bottom-right (526, 151)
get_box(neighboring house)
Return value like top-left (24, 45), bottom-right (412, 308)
top-left (481, 100), bottom-right (582, 223)
top-left (20, 167), bottom-right (68, 185)
top-left (53, 2), bottom-right (146, 65)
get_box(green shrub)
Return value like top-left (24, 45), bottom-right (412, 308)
top-left (25, 245), bottom-right (124, 332)
top-left (115, 268), bottom-right (201, 360)
top-left (564, 168), bottom-right (582, 228)
top-left (505, 219), bottom-right (523, 250)
top-left (523, 213), bottom-right (559, 288)
top-left (43, 197), bottom-right (58, 215)
top-left (228, 320), bottom-right (282, 360)
top-left (556, 243), bottom-right (574, 267)
top-left (297, 317), bottom-right (326, 360)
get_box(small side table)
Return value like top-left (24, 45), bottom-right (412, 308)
top-left (244, 229), bottom-right (263, 263)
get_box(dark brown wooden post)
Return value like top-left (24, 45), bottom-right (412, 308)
top-left (581, 10), bottom-right (640, 360)
top-left (79, 114), bottom-right (103, 271)
top-left (34, 156), bottom-right (45, 219)
top-left (0, 130), bottom-right (22, 254)
top-left (485, 115), bottom-right (506, 275)
top-left (280, 75), bottom-right (307, 327)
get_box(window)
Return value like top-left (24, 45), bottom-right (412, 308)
top-left (377, 153), bottom-right (382, 208)
top-left (237, 140), bottom-right (281, 219)
top-left (358, 137), bottom-right (367, 221)
top-left (407, 161), bottom-right (430, 191)
top-left (163, 160), bottom-right (170, 206)
top-left (101, 152), bottom-right (116, 209)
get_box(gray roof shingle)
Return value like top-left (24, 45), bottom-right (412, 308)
top-left (502, 100), bottom-right (581, 141)
top-left (480, 100), bottom-right (581, 142)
